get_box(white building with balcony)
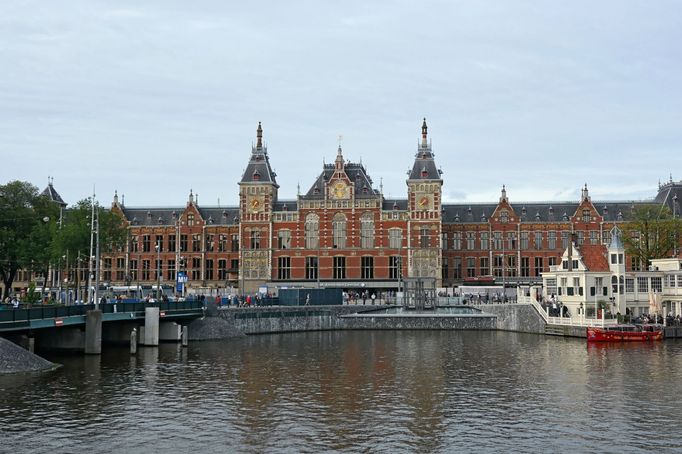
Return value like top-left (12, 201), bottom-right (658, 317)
top-left (542, 227), bottom-right (681, 318)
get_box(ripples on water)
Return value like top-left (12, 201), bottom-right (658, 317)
top-left (2, 331), bottom-right (682, 453)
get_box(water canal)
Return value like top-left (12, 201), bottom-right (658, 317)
top-left (2, 331), bottom-right (682, 453)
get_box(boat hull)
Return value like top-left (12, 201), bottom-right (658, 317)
top-left (586, 327), bottom-right (663, 342)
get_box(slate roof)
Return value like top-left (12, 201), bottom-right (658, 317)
top-left (382, 199), bottom-right (408, 211)
top-left (655, 180), bottom-right (681, 215)
top-left (240, 123), bottom-right (278, 186)
top-left (442, 200), bottom-right (657, 224)
top-left (122, 206), bottom-right (239, 226)
top-left (41, 183), bottom-right (67, 207)
top-left (273, 200), bottom-right (298, 212)
top-left (408, 147), bottom-right (441, 181)
top-left (303, 163), bottom-right (378, 200)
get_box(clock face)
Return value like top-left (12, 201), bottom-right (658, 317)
top-left (249, 196), bottom-right (264, 213)
top-left (332, 182), bottom-right (349, 199)
top-left (418, 195), bottom-right (431, 210)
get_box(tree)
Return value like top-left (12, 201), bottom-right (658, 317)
top-left (51, 198), bottom-right (127, 292)
top-left (621, 204), bottom-right (682, 267)
top-left (0, 181), bottom-right (59, 300)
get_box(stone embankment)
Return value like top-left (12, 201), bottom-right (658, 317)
top-left (0, 337), bottom-right (56, 374)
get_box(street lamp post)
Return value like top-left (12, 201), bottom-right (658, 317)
top-left (155, 242), bottom-right (161, 301)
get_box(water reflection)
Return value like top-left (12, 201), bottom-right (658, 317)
top-left (2, 332), bottom-right (682, 452)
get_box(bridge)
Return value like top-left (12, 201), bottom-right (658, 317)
top-left (0, 301), bottom-right (205, 354)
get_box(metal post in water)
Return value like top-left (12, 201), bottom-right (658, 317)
top-left (130, 328), bottom-right (137, 355)
top-left (182, 326), bottom-right (188, 347)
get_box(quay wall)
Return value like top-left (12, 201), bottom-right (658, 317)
top-left (472, 304), bottom-right (546, 334)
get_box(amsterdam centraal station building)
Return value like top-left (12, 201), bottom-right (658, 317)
top-left (34, 120), bottom-right (680, 296)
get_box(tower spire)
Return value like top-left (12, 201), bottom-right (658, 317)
top-left (256, 122), bottom-right (263, 149)
top-left (421, 118), bottom-right (428, 148)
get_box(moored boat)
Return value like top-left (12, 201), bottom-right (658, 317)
top-left (586, 324), bottom-right (663, 342)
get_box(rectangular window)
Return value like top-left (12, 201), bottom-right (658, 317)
top-left (250, 231), bottom-right (261, 250)
top-left (420, 228), bottom-right (430, 248)
top-left (230, 259), bottom-right (239, 271)
top-left (577, 231), bottom-right (584, 246)
top-left (278, 230), bottom-right (291, 249)
top-left (103, 258), bottom-right (112, 281)
top-left (167, 259), bottom-right (176, 280)
top-left (333, 257), bottom-right (346, 280)
top-left (637, 277), bottom-right (648, 293)
top-left (180, 235), bottom-right (188, 252)
top-left (561, 231), bottom-right (569, 249)
top-left (493, 232), bottom-right (502, 250)
top-left (442, 261), bottom-right (449, 281)
top-left (467, 232), bottom-right (475, 250)
top-left (389, 229), bottom-right (402, 249)
top-left (192, 257), bottom-right (201, 281)
top-left (452, 232), bottom-right (461, 250)
top-left (130, 236), bottom-right (139, 253)
top-left (480, 257), bottom-right (489, 276)
top-left (631, 256), bottom-right (641, 271)
top-left (508, 232), bottom-right (517, 250)
top-left (278, 257), bottom-right (291, 280)
top-left (155, 235), bottom-right (163, 252)
top-left (130, 259), bottom-right (138, 281)
top-left (143, 235), bottom-right (151, 252)
top-left (548, 257), bottom-right (557, 267)
top-left (168, 234), bottom-right (176, 252)
top-left (480, 232), bottom-right (489, 250)
top-left (590, 231), bottom-right (599, 245)
top-left (493, 255), bottom-right (503, 277)
top-left (507, 255), bottom-right (517, 277)
top-left (626, 278), bottom-right (634, 293)
top-left (205, 234), bottom-right (214, 252)
top-left (521, 257), bottom-right (530, 277)
top-left (218, 234), bottom-right (227, 252)
top-left (389, 256), bottom-right (402, 280)
top-left (453, 257), bottom-right (462, 279)
top-left (548, 231), bottom-right (556, 250)
top-left (192, 234), bottom-right (201, 252)
top-left (534, 257), bottom-right (544, 277)
top-left (466, 257), bottom-right (476, 278)
top-left (205, 259), bottom-right (214, 280)
top-left (361, 256), bottom-right (374, 279)
top-left (520, 232), bottom-right (529, 250)
top-left (231, 234), bottom-right (239, 252)
top-left (218, 259), bottom-right (227, 280)
top-left (442, 232), bottom-right (448, 250)
top-left (142, 259), bottom-right (151, 280)
top-left (651, 277), bottom-right (662, 292)
top-left (534, 232), bottom-right (543, 250)
top-left (546, 278), bottom-right (557, 296)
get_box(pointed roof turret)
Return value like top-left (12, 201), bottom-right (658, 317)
top-left (41, 177), bottom-right (67, 208)
top-left (335, 144), bottom-right (344, 170)
top-left (239, 122), bottom-right (279, 187)
top-left (500, 185), bottom-right (507, 203)
top-left (608, 226), bottom-right (624, 251)
top-left (408, 118), bottom-right (441, 181)
top-left (581, 183), bottom-right (590, 201)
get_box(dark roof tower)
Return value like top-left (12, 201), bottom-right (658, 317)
top-left (240, 122), bottom-right (279, 187)
top-left (408, 118), bottom-right (442, 181)
top-left (41, 177), bottom-right (67, 208)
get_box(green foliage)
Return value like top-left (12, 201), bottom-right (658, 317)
top-left (25, 282), bottom-right (42, 305)
top-left (621, 204), bottom-right (682, 266)
top-left (0, 181), bottom-right (59, 299)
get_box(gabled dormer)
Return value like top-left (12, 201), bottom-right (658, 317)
top-left (490, 185), bottom-right (517, 223)
top-left (558, 238), bottom-right (609, 273)
top-left (326, 145), bottom-right (353, 201)
top-left (182, 189), bottom-right (204, 227)
top-left (572, 183), bottom-right (602, 223)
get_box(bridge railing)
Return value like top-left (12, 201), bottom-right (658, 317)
top-left (0, 301), bottom-right (204, 323)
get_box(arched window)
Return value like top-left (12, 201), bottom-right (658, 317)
top-left (332, 213), bottom-right (346, 249)
top-left (305, 213), bottom-right (319, 249)
top-left (360, 212), bottom-right (374, 248)
top-left (612, 275), bottom-right (618, 294)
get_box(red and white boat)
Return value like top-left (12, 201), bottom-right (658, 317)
top-left (586, 324), bottom-right (663, 342)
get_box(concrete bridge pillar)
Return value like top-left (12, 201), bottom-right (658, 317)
top-left (159, 321), bottom-right (182, 342)
top-left (144, 307), bottom-right (159, 346)
top-left (85, 309), bottom-right (102, 355)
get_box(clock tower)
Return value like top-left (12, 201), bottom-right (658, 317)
top-left (238, 122), bottom-right (279, 293)
top-left (407, 118), bottom-right (443, 286)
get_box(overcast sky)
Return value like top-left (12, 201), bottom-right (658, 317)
top-left (2, 0), bottom-right (681, 208)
